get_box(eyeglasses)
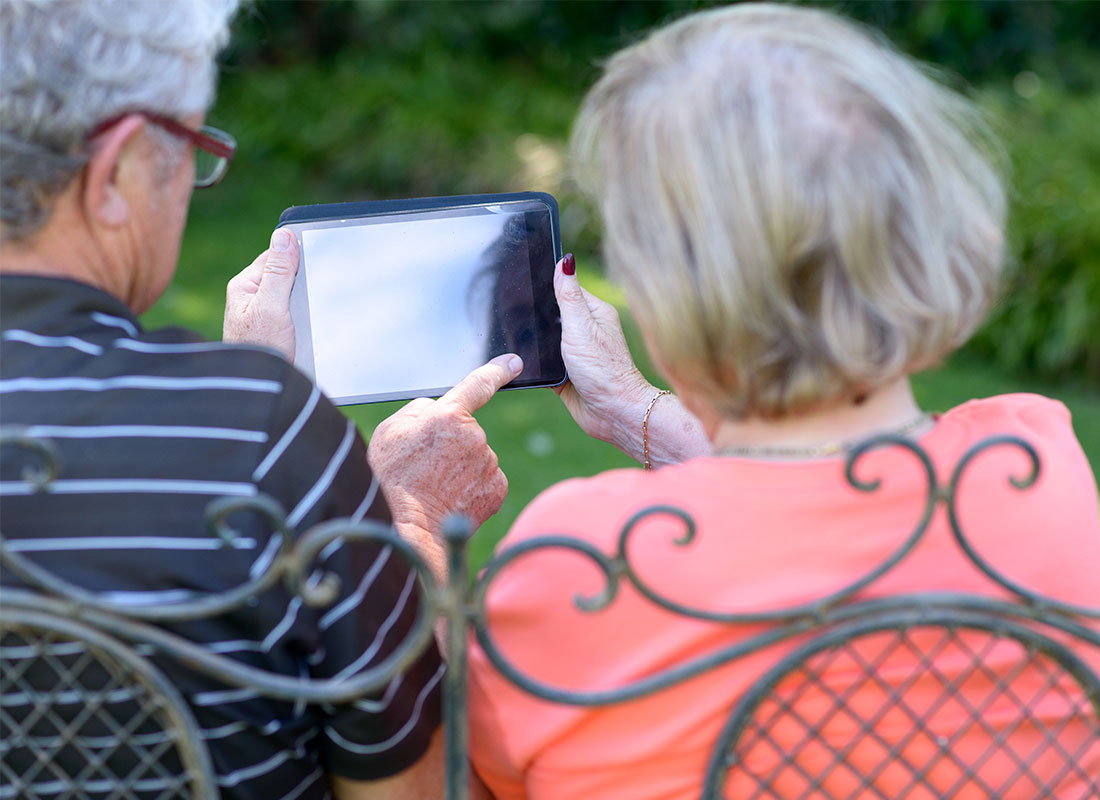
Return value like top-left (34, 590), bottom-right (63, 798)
top-left (87, 112), bottom-right (236, 188)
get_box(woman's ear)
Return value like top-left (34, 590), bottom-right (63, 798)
top-left (82, 114), bottom-right (146, 229)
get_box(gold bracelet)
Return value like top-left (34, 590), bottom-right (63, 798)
top-left (642, 389), bottom-right (672, 470)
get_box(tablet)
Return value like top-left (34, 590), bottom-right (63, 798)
top-left (279, 192), bottom-right (566, 405)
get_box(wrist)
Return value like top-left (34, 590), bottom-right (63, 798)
top-left (599, 375), bottom-right (660, 461)
top-left (389, 519), bottom-right (447, 584)
top-left (642, 389), bottom-right (674, 469)
top-left (381, 488), bottom-right (443, 537)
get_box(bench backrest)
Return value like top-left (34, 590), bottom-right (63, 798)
top-left (454, 434), bottom-right (1100, 798)
top-left (3, 431), bottom-right (1098, 798)
top-left (0, 431), bottom-right (439, 799)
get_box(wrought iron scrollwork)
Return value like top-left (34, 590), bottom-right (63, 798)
top-left (0, 428), bottom-right (61, 490)
top-left (5, 426), bottom-right (1098, 799)
top-left (944, 435), bottom-right (1100, 619)
top-left (0, 430), bottom-right (443, 704)
top-left (612, 437), bottom-right (941, 624)
top-left (466, 431), bottom-right (1100, 719)
top-left (1, 429), bottom-right (461, 799)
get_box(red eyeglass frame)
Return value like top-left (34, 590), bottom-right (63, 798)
top-left (87, 111), bottom-right (236, 181)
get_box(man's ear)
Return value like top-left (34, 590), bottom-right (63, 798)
top-left (82, 114), bottom-right (146, 229)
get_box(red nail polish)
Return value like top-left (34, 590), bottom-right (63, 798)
top-left (562, 253), bottom-right (576, 276)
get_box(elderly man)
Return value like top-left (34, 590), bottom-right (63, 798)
top-left (0, 1), bottom-right (511, 797)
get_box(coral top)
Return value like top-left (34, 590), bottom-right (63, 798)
top-left (468, 394), bottom-right (1100, 800)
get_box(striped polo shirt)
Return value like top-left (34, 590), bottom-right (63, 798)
top-left (0, 275), bottom-right (443, 799)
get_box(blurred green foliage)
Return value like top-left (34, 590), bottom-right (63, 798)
top-left (201, 0), bottom-right (1100, 390)
top-left (215, 52), bottom-right (576, 201)
top-left (973, 87), bottom-right (1100, 385)
top-left (225, 0), bottom-right (1100, 88)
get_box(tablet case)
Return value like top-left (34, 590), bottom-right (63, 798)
top-left (279, 191), bottom-right (564, 404)
top-left (278, 191), bottom-right (560, 252)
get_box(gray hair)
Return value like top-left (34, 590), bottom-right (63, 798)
top-left (572, 3), bottom-right (1007, 420)
top-left (0, 0), bottom-right (238, 242)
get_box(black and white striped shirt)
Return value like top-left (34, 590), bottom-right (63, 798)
top-left (0, 275), bottom-right (443, 799)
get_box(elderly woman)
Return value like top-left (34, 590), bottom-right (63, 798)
top-left (466, 4), bottom-right (1100, 798)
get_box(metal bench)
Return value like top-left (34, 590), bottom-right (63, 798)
top-left (460, 435), bottom-right (1100, 798)
top-left (3, 431), bottom-right (1098, 798)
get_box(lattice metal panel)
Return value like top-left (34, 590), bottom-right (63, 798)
top-left (1, 612), bottom-right (215, 800)
top-left (717, 623), bottom-right (1100, 800)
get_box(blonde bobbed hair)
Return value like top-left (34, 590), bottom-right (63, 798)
top-left (571, 2), bottom-right (1006, 419)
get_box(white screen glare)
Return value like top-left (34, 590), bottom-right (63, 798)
top-left (298, 209), bottom-right (535, 401)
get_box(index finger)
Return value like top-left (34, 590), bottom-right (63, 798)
top-left (440, 353), bottom-right (524, 414)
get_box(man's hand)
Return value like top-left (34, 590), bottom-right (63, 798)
top-left (223, 228), bottom-right (299, 360)
top-left (369, 353), bottom-right (521, 547)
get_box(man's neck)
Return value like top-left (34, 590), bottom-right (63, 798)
top-left (0, 192), bottom-right (131, 308)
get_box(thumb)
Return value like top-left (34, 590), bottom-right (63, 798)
top-left (441, 353), bottom-right (524, 414)
top-left (553, 253), bottom-right (591, 321)
top-left (256, 228), bottom-right (300, 309)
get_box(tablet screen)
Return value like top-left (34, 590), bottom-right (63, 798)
top-left (286, 198), bottom-right (564, 404)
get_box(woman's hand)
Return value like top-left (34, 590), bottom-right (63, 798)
top-left (223, 228), bottom-right (299, 361)
top-left (553, 254), bottom-right (711, 465)
top-left (553, 253), bottom-right (655, 448)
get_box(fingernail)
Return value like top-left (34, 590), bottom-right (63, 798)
top-left (508, 355), bottom-right (523, 375)
top-left (271, 229), bottom-right (292, 251)
top-left (562, 253), bottom-right (576, 276)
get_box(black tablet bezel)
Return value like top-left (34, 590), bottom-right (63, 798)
top-left (279, 192), bottom-right (566, 405)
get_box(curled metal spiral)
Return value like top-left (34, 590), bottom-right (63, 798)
top-left (945, 435), bottom-right (1100, 619)
top-left (0, 431), bottom-right (444, 702)
top-left (613, 437), bottom-right (940, 624)
top-left (0, 494), bottom-right (294, 622)
top-left (464, 431), bottom-right (1094, 711)
top-left (469, 531), bottom-right (780, 706)
top-left (474, 535), bottom-right (622, 616)
top-left (1, 514), bottom-right (443, 703)
top-left (0, 427), bottom-right (62, 490)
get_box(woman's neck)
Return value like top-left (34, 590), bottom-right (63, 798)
top-left (710, 378), bottom-right (924, 455)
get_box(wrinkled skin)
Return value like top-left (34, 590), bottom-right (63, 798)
top-left (367, 354), bottom-right (519, 539)
top-left (551, 258), bottom-right (652, 447)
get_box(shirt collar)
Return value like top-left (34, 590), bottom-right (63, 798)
top-left (0, 274), bottom-right (142, 334)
